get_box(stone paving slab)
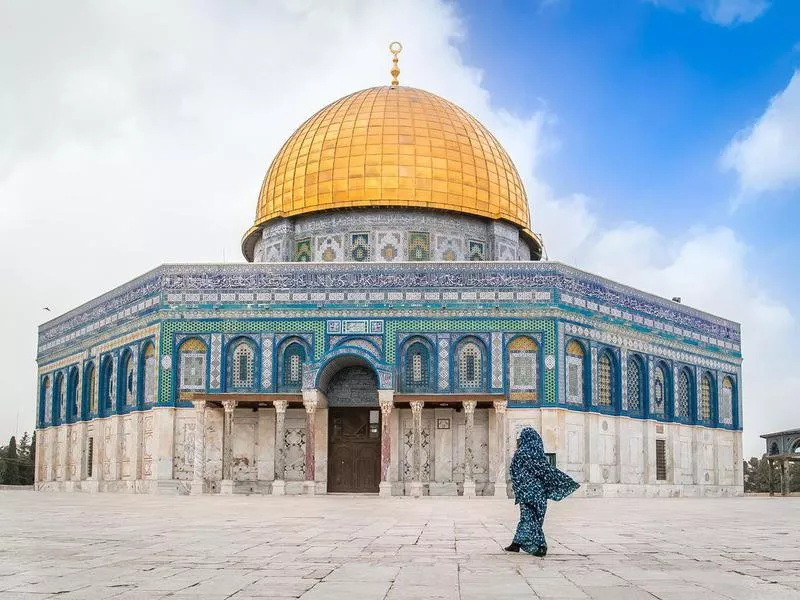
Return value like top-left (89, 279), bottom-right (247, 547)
top-left (0, 492), bottom-right (798, 599)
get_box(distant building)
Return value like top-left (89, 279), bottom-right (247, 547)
top-left (761, 428), bottom-right (800, 496)
top-left (34, 47), bottom-right (743, 497)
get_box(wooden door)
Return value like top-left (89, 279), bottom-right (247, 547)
top-left (328, 408), bottom-right (381, 493)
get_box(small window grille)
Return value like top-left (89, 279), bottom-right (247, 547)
top-left (653, 366), bottom-right (666, 415)
top-left (87, 437), bottom-right (94, 478)
top-left (656, 439), bottom-right (667, 481)
top-left (459, 343), bottom-right (481, 389)
top-left (627, 358), bottom-right (641, 412)
top-left (597, 354), bottom-right (612, 406)
top-left (700, 375), bottom-right (711, 421)
top-left (231, 342), bottom-right (255, 388)
top-left (566, 341), bottom-right (584, 405)
top-left (677, 370), bottom-right (690, 419)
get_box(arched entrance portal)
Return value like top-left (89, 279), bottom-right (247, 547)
top-left (324, 365), bottom-right (381, 493)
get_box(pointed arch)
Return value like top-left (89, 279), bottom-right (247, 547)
top-left (627, 354), bottom-right (645, 415)
top-left (53, 371), bottom-right (65, 425)
top-left (596, 349), bottom-right (617, 409)
top-left (83, 362), bottom-right (96, 417)
top-left (40, 375), bottom-right (52, 427)
top-left (720, 376), bottom-right (735, 426)
top-left (565, 339), bottom-right (587, 406)
top-left (652, 361), bottom-right (670, 418)
top-left (67, 366), bottom-right (79, 422)
top-left (278, 337), bottom-right (310, 392)
top-left (400, 337), bottom-right (435, 393)
top-left (226, 336), bottom-right (259, 391)
top-left (699, 371), bottom-right (714, 424)
top-left (507, 335), bottom-right (539, 402)
top-left (139, 341), bottom-right (157, 405)
top-left (99, 355), bottom-right (115, 415)
top-left (178, 338), bottom-right (207, 391)
top-left (676, 367), bottom-right (693, 421)
top-left (120, 349), bottom-right (135, 408)
top-left (454, 336), bottom-right (486, 392)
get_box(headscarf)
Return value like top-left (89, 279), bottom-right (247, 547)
top-left (510, 427), bottom-right (579, 504)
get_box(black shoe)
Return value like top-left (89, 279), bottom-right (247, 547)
top-left (532, 545), bottom-right (547, 557)
top-left (504, 543), bottom-right (521, 552)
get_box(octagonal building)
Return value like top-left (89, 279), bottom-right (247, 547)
top-left (34, 65), bottom-right (744, 497)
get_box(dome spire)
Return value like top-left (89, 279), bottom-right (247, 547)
top-left (389, 41), bottom-right (402, 87)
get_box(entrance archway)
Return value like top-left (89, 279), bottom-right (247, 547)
top-left (324, 364), bottom-right (381, 493)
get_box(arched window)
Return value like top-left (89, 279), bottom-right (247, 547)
top-left (769, 441), bottom-right (780, 455)
top-left (281, 342), bottom-right (306, 390)
top-left (404, 341), bottom-right (432, 392)
top-left (54, 372), bottom-right (65, 425)
top-left (84, 363), bottom-right (96, 416)
top-left (596, 352), bottom-right (614, 407)
top-left (699, 373), bottom-right (713, 423)
top-left (100, 356), bottom-right (115, 413)
top-left (228, 338), bottom-right (257, 390)
top-left (719, 376), bottom-right (734, 425)
top-left (676, 368), bottom-right (691, 420)
top-left (179, 338), bottom-right (207, 391)
top-left (565, 340), bottom-right (586, 405)
top-left (141, 342), bottom-right (156, 404)
top-left (67, 367), bottom-right (79, 421)
top-left (627, 356), bottom-right (643, 414)
top-left (652, 363), bottom-right (667, 416)
top-left (456, 339), bottom-right (484, 390)
top-left (508, 336), bottom-right (538, 402)
top-left (121, 351), bottom-right (135, 407)
top-left (41, 376), bottom-right (52, 426)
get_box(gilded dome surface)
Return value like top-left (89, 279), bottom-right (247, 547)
top-left (243, 86), bottom-right (536, 256)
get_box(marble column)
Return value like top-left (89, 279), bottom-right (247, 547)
top-left (190, 400), bottom-right (206, 495)
top-left (272, 400), bottom-right (288, 496)
top-left (303, 397), bottom-right (318, 495)
top-left (220, 399), bottom-right (237, 495)
top-left (462, 400), bottom-right (477, 498)
top-left (493, 400), bottom-right (508, 497)
top-left (378, 390), bottom-right (394, 497)
top-left (410, 400), bottom-right (424, 498)
top-left (782, 459), bottom-right (790, 497)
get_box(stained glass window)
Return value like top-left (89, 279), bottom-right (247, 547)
top-left (458, 342), bottom-right (482, 389)
top-left (295, 238), bottom-right (312, 262)
top-left (566, 340), bottom-right (584, 405)
top-left (142, 343), bottom-right (156, 404)
top-left (597, 353), bottom-right (613, 406)
top-left (720, 377), bottom-right (734, 425)
top-left (180, 339), bottom-right (207, 391)
top-left (350, 232), bottom-right (370, 262)
top-left (408, 232), bottom-right (430, 261)
top-left (468, 240), bottom-right (485, 261)
top-left (627, 357), bottom-right (642, 412)
top-left (653, 365), bottom-right (666, 416)
top-left (231, 341), bottom-right (255, 389)
top-left (700, 374), bottom-right (712, 422)
top-left (677, 370), bottom-right (690, 419)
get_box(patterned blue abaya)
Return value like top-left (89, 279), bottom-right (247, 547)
top-left (510, 427), bottom-right (579, 555)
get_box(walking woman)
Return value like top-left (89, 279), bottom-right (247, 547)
top-left (505, 427), bottom-right (579, 556)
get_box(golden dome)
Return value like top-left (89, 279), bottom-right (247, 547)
top-left (243, 85), bottom-right (539, 259)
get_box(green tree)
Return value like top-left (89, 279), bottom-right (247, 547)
top-left (2, 436), bottom-right (20, 485)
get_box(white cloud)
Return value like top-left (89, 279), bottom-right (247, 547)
top-left (721, 70), bottom-right (800, 197)
top-left (0, 0), bottom-right (794, 459)
top-left (647, 0), bottom-right (770, 25)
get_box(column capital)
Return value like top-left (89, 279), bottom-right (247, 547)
top-left (191, 399), bottom-right (206, 411)
top-left (222, 399), bottom-right (237, 413)
top-left (273, 399), bottom-right (288, 414)
top-left (303, 398), bottom-right (318, 414)
top-left (379, 398), bottom-right (394, 417)
top-left (463, 399), bottom-right (477, 415)
top-left (410, 400), bottom-right (424, 416)
top-left (493, 400), bottom-right (507, 414)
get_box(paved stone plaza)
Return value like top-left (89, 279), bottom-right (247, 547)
top-left (0, 492), bottom-right (798, 599)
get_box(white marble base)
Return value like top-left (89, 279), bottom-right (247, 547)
top-left (272, 480), bottom-right (286, 496)
top-left (379, 481), bottom-right (392, 497)
top-left (220, 480), bottom-right (234, 495)
top-left (410, 481), bottom-right (422, 498)
top-left (190, 480), bottom-right (204, 495)
top-left (303, 481), bottom-right (316, 496)
top-left (463, 480), bottom-right (476, 498)
top-left (494, 481), bottom-right (508, 498)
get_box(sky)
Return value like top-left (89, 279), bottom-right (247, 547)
top-left (1, 0), bottom-right (799, 458)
